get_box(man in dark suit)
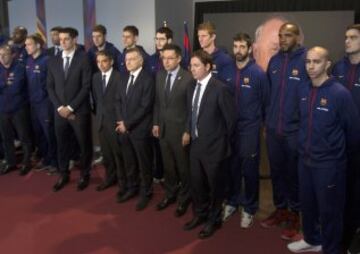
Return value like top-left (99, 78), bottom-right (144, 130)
top-left (47, 27), bottom-right (93, 192)
top-left (115, 47), bottom-right (154, 211)
top-left (92, 50), bottom-right (123, 192)
top-left (183, 50), bottom-right (236, 239)
top-left (153, 44), bottom-right (193, 216)
top-left (47, 26), bottom-right (62, 57)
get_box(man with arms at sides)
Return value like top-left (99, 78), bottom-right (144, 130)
top-left (183, 50), bottom-right (236, 239)
top-left (222, 33), bottom-right (269, 228)
top-left (25, 34), bottom-right (57, 173)
top-left (288, 46), bottom-right (360, 254)
top-left (47, 26), bottom-right (62, 57)
top-left (115, 48), bottom-right (154, 211)
top-left (197, 21), bottom-right (232, 86)
top-left (92, 50), bottom-right (124, 192)
top-left (87, 24), bottom-right (121, 73)
top-left (47, 27), bottom-right (93, 192)
top-left (332, 24), bottom-right (360, 252)
top-left (152, 44), bottom-right (193, 216)
top-left (118, 25), bottom-right (149, 74)
top-left (0, 44), bottom-right (32, 175)
top-left (262, 22), bottom-right (307, 240)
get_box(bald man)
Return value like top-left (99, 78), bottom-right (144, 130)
top-left (288, 47), bottom-right (360, 254)
top-left (262, 22), bottom-right (307, 240)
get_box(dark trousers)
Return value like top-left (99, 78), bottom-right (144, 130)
top-left (152, 137), bottom-right (164, 179)
top-left (0, 105), bottom-right (32, 166)
top-left (227, 133), bottom-right (260, 215)
top-left (54, 113), bottom-right (92, 177)
top-left (98, 122), bottom-right (123, 184)
top-left (190, 149), bottom-right (227, 224)
top-left (30, 100), bottom-right (57, 167)
top-left (299, 159), bottom-right (346, 254)
top-left (266, 130), bottom-right (299, 211)
top-left (159, 132), bottom-right (190, 204)
top-left (118, 134), bottom-right (153, 196)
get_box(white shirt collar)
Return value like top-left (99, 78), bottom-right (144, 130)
top-left (102, 67), bottom-right (113, 77)
top-left (198, 72), bottom-right (212, 86)
top-left (62, 48), bottom-right (76, 59)
top-left (130, 67), bottom-right (142, 80)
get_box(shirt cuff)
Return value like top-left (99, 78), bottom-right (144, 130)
top-left (67, 105), bottom-right (74, 112)
top-left (57, 106), bottom-right (64, 112)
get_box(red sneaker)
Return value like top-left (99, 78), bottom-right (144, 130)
top-left (260, 209), bottom-right (288, 228)
top-left (281, 211), bottom-right (300, 240)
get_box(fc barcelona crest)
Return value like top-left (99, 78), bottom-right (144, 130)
top-left (320, 98), bottom-right (327, 106)
top-left (243, 77), bottom-right (250, 85)
top-left (35, 65), bottom-right (40, 70)
top-left (292, 69), bottom-right (299, 76)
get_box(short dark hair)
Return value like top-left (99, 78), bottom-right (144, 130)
top-left (346, 24), bottom-right (360, 33)
top-left (93, 24), bottom-right (107, 35)
top-left (60, 27), bottom-right (78, 38)
top-left (96, 50), bottom-right (113, 61)
top-left (26, 33), bottom-right (45, 47)
top-left (123, 25), bottom-right (139, 36)
top-left (191, 49), bottom-right (213, 70)
top-left (162, 44), bottom-right (182, 57)
top-left (156, 27), bottom-right (173, 40)
top-left (125, 47), bottom-right (143, 59)
top-left (233, 32), bottom-right (252, 48)
top-left (50, 26), bottom-right (62, 32)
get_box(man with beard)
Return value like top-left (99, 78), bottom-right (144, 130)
top-left (47, 26), bottom-right (62, 57)
top-left (222, 33), bottom-right (269, 228)
top-left (8, 26), bottom-right (28, 64)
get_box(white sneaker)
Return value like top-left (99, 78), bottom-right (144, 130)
top-left (287, 239), bottom-right (322, 253)
top-left (222, 205), bottom-right (236, 222)
top-left (240, 210), bottom-right (254, 228)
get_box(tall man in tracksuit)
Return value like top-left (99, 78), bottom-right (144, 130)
top-left (262, 22), bottom-right (307, 240)
top-left (25, 34), bottom-right (57, 172)
top-left (332, 23), bottom-right (360, 251)
top-left (197, 21), bottom-right (233, 86)
top-left (222, 33), bottom-right (269, 228)
top-left (288, 46), bottom-right (360, 254)
top-left (0, 44), bottom-right (32, 175)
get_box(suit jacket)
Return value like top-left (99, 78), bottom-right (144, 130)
top-left (47, 49), bottom-right (92, 115)
top-left (116, 68), bottom-right (154, 139)
top-left (92, 69), bottom-right (121, 131)
top-left (154, 67), bottom-right (193, 139)
top-left (187, 76), bottom-right (236, 162)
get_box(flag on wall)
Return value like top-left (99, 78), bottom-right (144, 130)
top-left (183, 21), bottom-right (191, 68)
top-left (83, 0), bottom-right (96, 50)
top-left (35, 0), bottom-right (47, 46)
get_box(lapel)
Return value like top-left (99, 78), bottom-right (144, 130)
top-left (168, 68), bottom-right (183, 104)
top-left (198, 77), bottom-right (214, 118)
top-left (55, 55), bottom-right (66, 82)
top-left (103, 70), bottom-right (114, 97)
top-left (126, 70), bottom-right (142, 103)
top-left (65, 50), bottom-right (79, 81)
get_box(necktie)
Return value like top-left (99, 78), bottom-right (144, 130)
top-left (126, 74), bottom-right (135, 95)
top-left (164, 73), bottom-right (172, 105)
top-left (54, 47), bottom-right (58, 56)
top-left (102, 74), bottom-right (107, 94)
top-left (64, 56), bottom-right (70, 79)
top-left (191, 83), bottom-right (201, 139)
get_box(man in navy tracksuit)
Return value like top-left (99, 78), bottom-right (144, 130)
top-left (10, 26), bottom-right (28, 64)
top-left (262, 23), bottom-right (307, 240)
top-left (25, 34), bottom-right (57, 172)
top-left (0, 44), bottom-right (32, 175)
top-left (332, 24), bottom-right (360, 251)
top-left (222, 33), bottom-right (269, 228)
top-left (288, 46), bottom-right (360, 254)
top-left (87, 24), bottom-right (121, 73)
top-left (197, 21), bottom-right (232, 86)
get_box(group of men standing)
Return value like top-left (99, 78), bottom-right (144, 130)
top-left (0, 19), bottom-right (360, 254)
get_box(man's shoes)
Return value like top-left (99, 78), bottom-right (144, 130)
top-left (19, 165), bottom-right (32, 176)
top-left (96, 180), bottom-right (115, 192)
top-left (183, 216), bottom-right (206, 231)
top-left (0, 164), bottom-right (17, 175)
top-left (53, 175), bottom-right (70, 192)
top-left (222, 204), bottom-right (237, 222)
top-left (136, 195), bottom-right (151, 211)
top-left (287, 239), bottom-right (322, 253)
top-left (34, 161), bottom-right (50, 172)
top-left (117, 190), bottom-right (138, 203)
top-left (240, 210), bottom-right (254, 229)
top-left (260, 208), bottom-right (288, 228)
top-left (77, 176), bottom-right (90, 191)
top-left (174, 201), bottom-right (190, 217)
top-left (198, 222), bottom-right (222, 239)
top-left (156, 197), bottom-right (176, 211)
top-left (47, 166), bottom-right (58, 176)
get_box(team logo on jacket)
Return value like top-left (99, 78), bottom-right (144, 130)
top-left (35, 65), bottom-right (39, 69)
top-left (9, 73), bottom-right (14, 77)
top-left (320, 98), bottom-right (328, 106)
top-left (292, 69), bottom-right (299, 76)
top-left (244, 77), bottom-right (250, 85)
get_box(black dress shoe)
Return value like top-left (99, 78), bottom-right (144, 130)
top-left (175, 201), bottom-right (190, 217)
top-left (117, 190), bottom-right (138, 203)
top-left (198, 222), bottom-right (222, 239)
top-left (53, 175), bottom-right (70, 192)
top-left (156, 197), bottom-right (176, 211)
top-left (183, 216), bottom-right (206, 231)
top-left (77, 176), bottom-right (90, 191)
top-left (136, 195), bottom-right (152, 211)
top-left (19, 165), bottom-right (32, 176)
top-left (96, 180), bottom-right (115, 192)
top-left (0, 164), bottom-right (17, 175)
top-left (116, 189), bottom-right (127, 202)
